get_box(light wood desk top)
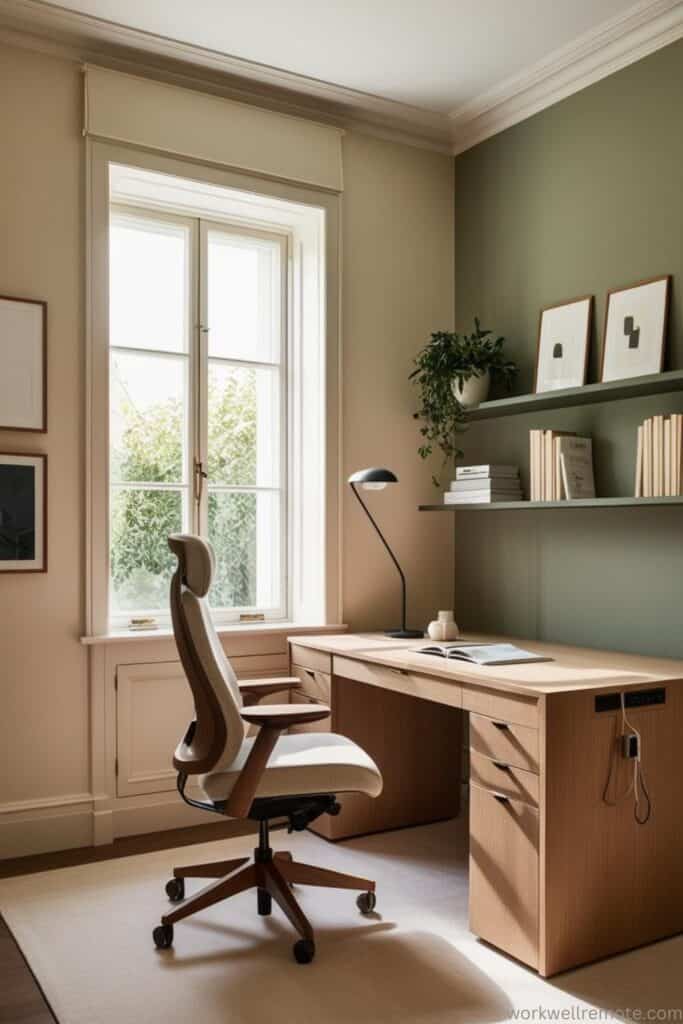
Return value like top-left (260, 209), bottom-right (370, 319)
top-left (290, 632), bottom-right (683, 697)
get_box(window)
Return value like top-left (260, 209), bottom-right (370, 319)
top-left (108, 205), bottom-right (286, 624)
top-left (86, 149), bottom-right (337, 636)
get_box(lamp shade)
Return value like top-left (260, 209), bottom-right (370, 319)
top-left (348, 467), bottom-right (398, 485)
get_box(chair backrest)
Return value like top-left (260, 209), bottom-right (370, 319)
top-left (168, 534), bottom-right (245, 775)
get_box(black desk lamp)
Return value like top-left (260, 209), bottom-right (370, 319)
top-left (348, 467), bottom-right (424, 639)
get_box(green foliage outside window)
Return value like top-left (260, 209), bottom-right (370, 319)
top-left (110, 370), bottom-right (259, 613)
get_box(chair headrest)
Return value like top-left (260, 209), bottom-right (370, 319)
top-left (168, 534), bottom-right (215, 597)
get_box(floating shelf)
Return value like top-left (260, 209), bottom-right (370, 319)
top-left (466, 369), bottom-right (683, 421)
top-left (420, 497), bottom-right (683, 512)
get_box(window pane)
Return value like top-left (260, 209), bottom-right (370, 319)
top-left (110, 351), bottom-right (187, 484)
top-left (110, 488), bottom-right (184, 614)
top-left (207, 231), bottom-right (280, 363)
top-left (207, 362), bottom-right (280, 487)
top-left (110, 215), bottom-right (189, 353)
top-left (208, 490), bottom-right (281, 610)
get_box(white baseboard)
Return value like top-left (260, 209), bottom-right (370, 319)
top-left (0, 796), bottom-right (94, 859)
top-left (0, 791), bottom-right (233, 860)
top-left (111, 795), bottom-right (227, 841)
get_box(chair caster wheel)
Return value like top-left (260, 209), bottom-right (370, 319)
top-left (153, 923), bottom-right (174, 949)
top-left (257, 888), bottom-right (272, 915)
top-left (356, 891), bottom-right (376, 914)
top-left (165, 877), bottom-right (185, 902)
top-left (293, 939), bottom-right (315, 964)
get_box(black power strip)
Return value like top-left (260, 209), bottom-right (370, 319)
top-left (595, 688), bottom-right (666, 713)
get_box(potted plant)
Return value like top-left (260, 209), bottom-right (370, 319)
top-left (410, 319), bottom-right (517, 486)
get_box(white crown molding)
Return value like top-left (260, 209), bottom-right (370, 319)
top-left (0, 0), bottom-right (453, 152)
top-left (1, 0), bottom-right (682, 157)
top-left (449, 0), bottom-right (683, 155)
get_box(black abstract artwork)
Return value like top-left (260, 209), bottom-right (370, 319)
top-left (623, 315), bottom-right (640, 349)
top-left (0, 464), bottom-right (36, 561)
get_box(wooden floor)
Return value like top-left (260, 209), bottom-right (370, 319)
top-left (0, 819), bottom-right (258, 1024)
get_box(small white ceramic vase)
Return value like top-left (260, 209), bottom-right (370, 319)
top-left (451, 369), bottom-right (490, 409)
top-left (427, 610), bottom-right (460, 641)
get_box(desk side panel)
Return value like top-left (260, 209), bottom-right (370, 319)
top-left (540, 683), bottom-right (683, 976)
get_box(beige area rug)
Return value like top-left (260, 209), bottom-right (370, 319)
top-left (1, 820), bottom-right (681, 1024)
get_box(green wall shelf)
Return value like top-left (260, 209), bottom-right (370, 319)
top-left (420, 497), bottom-right (683, 511)
top-left (466, 370), bottom-right (683, 421)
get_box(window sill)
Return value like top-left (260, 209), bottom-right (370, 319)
top-left (80, 622), bottom-right (346, 646)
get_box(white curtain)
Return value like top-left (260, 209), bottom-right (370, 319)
top-left (83, 65), bottom-right (344, 192)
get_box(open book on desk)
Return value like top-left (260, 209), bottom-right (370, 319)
top-left (418, 642), bottom-right (553, 666)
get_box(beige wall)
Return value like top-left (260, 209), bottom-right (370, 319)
top-left (341, 133), bottom-right (455, 632)
top-left (0, 44), bottom-right (88, 807)
top-left (0, 41), bottom-right (455, 824)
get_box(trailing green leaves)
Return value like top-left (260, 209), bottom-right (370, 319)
top-left (410, 320), bottom-right (517, 487)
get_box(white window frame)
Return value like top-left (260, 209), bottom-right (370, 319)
top-left (197, 219), bottom-right (289, 622)
top-left (86, 141), bottom-right (341, 637)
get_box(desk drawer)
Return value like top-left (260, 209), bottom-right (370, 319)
top-left (289, 692), bottom-right (332, 734)
top-left (289, 644), bottom-right (331, 675)
top-left (469, 783), bottom-right (539, 969)
top-left (334, 655), bottom-right (462, 708)
top-left (470, 713), bottom-right (539, 774)
top-left (470, 749), bottom-right (539, 807)
top-left (463, 685), bottom-right (538, 729)
top-left (291, 663), bottom-right (331, 703)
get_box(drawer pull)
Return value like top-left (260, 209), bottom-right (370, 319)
top-left (492, 761), bottom-right (511, 772)
top-left (389, 667), bottom-right (408, 676)
top-left (492, 721), bottom-right (510, 730)
top-left (304, 668), bottom-right (316, 678)
top-left (493, 793), bottom-right (510, 804)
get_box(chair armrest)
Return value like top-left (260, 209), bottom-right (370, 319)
top-left (225, 703), bottom-right (331, 819)
top-left (240, 703), bottom-right (331, 728)
top-left (238, 677), bottom-right (298, 707)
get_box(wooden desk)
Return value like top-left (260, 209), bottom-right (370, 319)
top-left (288, 632), bottom-right (683, 977)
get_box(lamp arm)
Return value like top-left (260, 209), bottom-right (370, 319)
top-left (350, 482), bottom-right (407, 632)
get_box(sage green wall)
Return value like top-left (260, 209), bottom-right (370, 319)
top-left (453, 39), bottom-right (683, 658)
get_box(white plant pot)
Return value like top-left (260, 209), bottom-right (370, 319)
top-left (451, 369), bottom-right (490, 409)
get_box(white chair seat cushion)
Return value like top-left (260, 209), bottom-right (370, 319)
top-left (199, 732), bottom-right (383, 803)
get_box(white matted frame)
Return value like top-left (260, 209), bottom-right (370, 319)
top-left (85, 140), bottom-right (341, 636)
top-left (535, 295), bottom-right (592, 393)
top-left (0, 295), bottom-right (47, 432)
top-left (601, 275), bottom-right (671, 382)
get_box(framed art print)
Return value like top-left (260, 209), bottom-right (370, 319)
top-left (535, 295), bottom-right (593, 393)
top-left (601, 276), bottom-right (670, 382)
top-left (0, 453), bottom-right (47, 572)
top-left (0, 295), bottom-right (47, 432)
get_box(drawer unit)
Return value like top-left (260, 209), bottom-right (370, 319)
top-left (289, 643), bottom-right (332, 675)
top-left (469, 749), bottom-right (539, 807)
top-left (469, 712), bottom-right (539, 773)
top-left (290, 663), bottom-right (331, 704)
top-left (463, 684), bottom-right (538, 729)
top-left (469, 782), bottom-right (539, 970)
top-left (334, 655), bottom-right (462, 708)
top-left (288, 691), bottom-right (332, 734)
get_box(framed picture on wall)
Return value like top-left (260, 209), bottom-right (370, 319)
top-left (0, 453), bottom-right (47, 573)
top-left (601, 276), bottom-right (670, 382)
top-left (0, 295), bottom-right (47, 432)
top-left (535, 295), bottom-right (593, 393)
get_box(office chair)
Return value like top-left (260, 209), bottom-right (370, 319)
top-left (152, 534), bottom-right (383, 963)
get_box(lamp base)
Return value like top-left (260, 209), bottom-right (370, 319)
top-left (384, 628), bottom-right (425, 639)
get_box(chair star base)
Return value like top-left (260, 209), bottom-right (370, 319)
top-left (153, 817), bottom-right (377, 963)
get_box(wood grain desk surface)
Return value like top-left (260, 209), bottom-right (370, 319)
top-left (289, 632), bottom-right (683, 697)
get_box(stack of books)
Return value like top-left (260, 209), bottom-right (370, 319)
top-left (635, 414), bottom-right (683, 497)
top-left (529, 430), bottom-right (595, 501)
top-left (444, 464), bottom-right (521, 504)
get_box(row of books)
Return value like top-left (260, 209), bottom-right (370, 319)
top-left (443, 464), bottom-right (521, 504)
top-left (635, 414), bottom-right (683, 497)
top-left (529, 430), bottom-right (595, 501)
